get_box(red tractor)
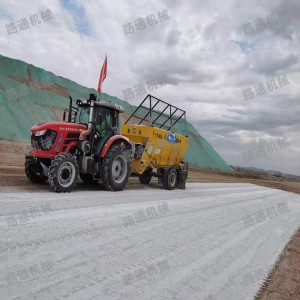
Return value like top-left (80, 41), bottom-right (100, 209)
top-left (25, 93), bottom-right (132, 193)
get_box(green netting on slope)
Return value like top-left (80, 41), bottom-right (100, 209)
top-left (0, 54), bottom-right (232, 172)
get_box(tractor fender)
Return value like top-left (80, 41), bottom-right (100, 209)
top-left (65, 141), bottom-right (78, 154)
top-left (100, 135), bottom-right (132, 158)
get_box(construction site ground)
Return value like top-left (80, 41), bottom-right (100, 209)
top-left (1, 140), bottom-right (300, 299)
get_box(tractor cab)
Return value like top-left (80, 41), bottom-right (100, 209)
top-left (63, 93), bottom-right (125, 156)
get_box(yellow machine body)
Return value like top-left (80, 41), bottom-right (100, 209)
top-left (121, 124), bottom-right (189, 174)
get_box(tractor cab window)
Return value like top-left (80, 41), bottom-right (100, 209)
top-left (93, 108), bottom-right (115, 155)
top-left (77, 106), bottom-right (89, 126)
top-left (95, 109), bottom-right (114, 137)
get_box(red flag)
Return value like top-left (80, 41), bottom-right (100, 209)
top-left (97, 55), bottom-right (107, 93)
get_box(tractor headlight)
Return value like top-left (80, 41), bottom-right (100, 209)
top-left (34, 130), bottom-right (47, 136)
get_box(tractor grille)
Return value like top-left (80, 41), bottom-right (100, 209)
top-left (31, 130), bottom-right (57, 151)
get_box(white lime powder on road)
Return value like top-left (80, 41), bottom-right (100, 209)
top-left (0, 183), bottom-right (300, 300)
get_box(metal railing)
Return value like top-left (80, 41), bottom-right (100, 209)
top-left (125, 94), bottom-right (188, 136)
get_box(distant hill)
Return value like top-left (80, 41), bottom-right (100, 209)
top-left (232, 166), bottom-right (300, 181)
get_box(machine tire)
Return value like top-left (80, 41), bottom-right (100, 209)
top-left (48, 153), bottom-right (79, 193)
top-left (25, 158), bottom-right (47, 183)
top-left (162, 166), bottom-right (177, 190)
top-left (139, 168), bottom-right (152, 184)
top-left (80, 173), bottom-right (97, 184)
top-left (101, 145), bottom-right (130, 191)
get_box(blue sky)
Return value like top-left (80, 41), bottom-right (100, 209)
top-left (60, 0), bottom-right (90, 35)
top-left (233, 40), bottom-right (255, 53)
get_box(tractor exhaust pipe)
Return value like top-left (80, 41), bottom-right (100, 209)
top-left (79, 93), bottom-right (97, 141)
top-left (87, 93), bottom-right (96, 130)
top-left (68, 96), bottom-right (73, 122)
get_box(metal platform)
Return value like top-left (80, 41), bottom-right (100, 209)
top-left (125, 94), bottom-right (188, 136)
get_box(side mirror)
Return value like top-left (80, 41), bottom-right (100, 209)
top-left (63, 111), bottom-right (66, 122)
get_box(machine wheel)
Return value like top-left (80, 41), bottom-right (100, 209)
top-left (101, 145), bottom-right (130, 191)
top-left (162, 166), bottom-right (177, 190)
top-left (139, 168), bottom-right (152, 184)
top-left (25, 158), bottom-right (47, 183)
top-left (80, 173), bottom-right (97, 184)
top-left (48, 153), bottom-right (79, 193)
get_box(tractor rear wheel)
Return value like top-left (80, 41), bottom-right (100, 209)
top-left (163, 166), bottom-right (177, 190)
top-left (139, 168), bottom-right (152, 184)
top-left (80, 173), bottom-right (97, 184)
top-left (25, 158), bottom-right (47, 183)
top-left (48, 153), bottom-right (79, 193)
top-left (101, 145), bottom-right (130, 191)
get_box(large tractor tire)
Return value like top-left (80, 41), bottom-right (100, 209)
top-left (25, 158), bottom-right (47, 183)
top-left (48, 153), bottom-right (79, 193)
top-left (162, 166), bottom-right (177, 190)
top-left (101, 145), bottom-right (130, 191)
top-left (139, 168), bottom-right (152, 184)
top-left (80, 173), bottom-right (98, 184)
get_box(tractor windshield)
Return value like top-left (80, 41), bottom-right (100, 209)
top-left (77, 107), bottom-right (89, 126)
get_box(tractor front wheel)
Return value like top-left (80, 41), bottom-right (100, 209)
top-left (101, 145), bottom-right (130, 191)
top-left (162, 166), bottom-right (177, 190)
top-left (48, 153), bottom-right (79, 193)
top-left (139, 168), bottom-right (152, 184)
top-left (25, 158), bottom-right (47, 183)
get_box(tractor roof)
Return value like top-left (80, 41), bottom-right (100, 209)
top-left (76, 99), bottom-right (124, 113)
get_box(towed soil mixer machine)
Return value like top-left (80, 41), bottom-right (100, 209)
top-left (121, 94), bottom-right (189, 190)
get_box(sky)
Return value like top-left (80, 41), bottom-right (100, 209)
top-left (0, 0), bottom-right (299, 175)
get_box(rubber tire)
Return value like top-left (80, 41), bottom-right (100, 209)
top-left (139, 168), bottom-right (152, 184)
top-left (101, 145), bottom-right (130, 191)
top-left (25, 158), bottom-right (47, 183)
top-left (162, 166), bottom-right (177, 190)
top-left (48, 153), bottom-right (79, 193)
top-left (80, 173), bottom-right (97, 184)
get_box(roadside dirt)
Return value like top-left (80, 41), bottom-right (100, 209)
top-left (255, 230), bottom-right (300, 300)
top-left (0, 140), bottom-right (299, 299)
